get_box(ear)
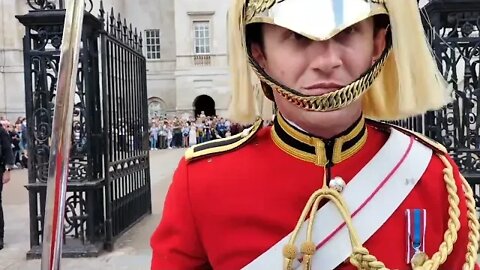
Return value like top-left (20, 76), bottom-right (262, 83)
top-left (372, 28), bottom-right (387, 62)
top-left (250, 43), bottom-right (267, 68)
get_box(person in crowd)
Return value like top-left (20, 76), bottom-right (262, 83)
top-left (0, 122), bottom-right (14, 250)
top-left (149, 122), bottom-right (159, 150)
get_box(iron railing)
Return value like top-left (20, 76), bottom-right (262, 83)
top-left (16, 0), bottom-right (151, 258)
top-left (395, 0), bottom-right (480, 208)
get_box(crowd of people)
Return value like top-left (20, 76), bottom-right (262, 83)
top-left (148, 112), bottom-right (253, 150)
top-left (0, 112), bottom-right (261, 163)
top-left (0, 117), bottom-right (28, 169)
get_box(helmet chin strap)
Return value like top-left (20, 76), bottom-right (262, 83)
top-left (248, 40), bottom-right (392, 113)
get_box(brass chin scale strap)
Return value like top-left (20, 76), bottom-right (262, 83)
top-left (249, 43), bottom-right (392, 113)
top-left (283, 154), bottom-right (479, 270)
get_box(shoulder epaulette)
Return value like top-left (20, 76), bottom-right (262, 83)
top-left (184, 118), bottom-right (264, 162)
top-left (366, 119), bottom-right (447, 154)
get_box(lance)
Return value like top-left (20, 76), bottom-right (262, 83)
top-left (40, 0), bottom-right (85, 269)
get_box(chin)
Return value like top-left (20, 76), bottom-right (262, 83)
top-left (276, 96), bottom-right (363, 135)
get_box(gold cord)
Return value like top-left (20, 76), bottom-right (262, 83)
top-left (460, 174), bottom-right (480, 270)
top-left (283, 153), bottom-right (479, 270)
top-left (303, 171), bottom-right (330, 270)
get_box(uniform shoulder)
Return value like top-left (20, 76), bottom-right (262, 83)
top-left (184, 118), bottom-right (264, 162)
top-left (366, 119), bottom-right (447, 154)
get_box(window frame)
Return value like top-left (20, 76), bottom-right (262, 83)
top-left (144, 29), bottom-right (161, 60)
top-left (192, 20), bottom-right (212, 55)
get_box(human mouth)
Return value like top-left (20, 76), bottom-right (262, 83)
top-left (302, 82), bottom-right (344, 95)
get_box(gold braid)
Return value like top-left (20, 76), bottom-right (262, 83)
top-left (283, 153), bottom-right (479, 270)
top-left (460, 174), bottom-right (480, 270)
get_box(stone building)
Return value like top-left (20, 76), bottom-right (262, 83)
top-left (0, 0), bottom-right (439, 121)
top-left (0, 0), bottom-right (232, 120)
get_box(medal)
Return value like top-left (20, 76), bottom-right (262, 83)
top-left (406, 209), bottom-right (427, 265)
top-left (411, 251), bottom-right (428, 267)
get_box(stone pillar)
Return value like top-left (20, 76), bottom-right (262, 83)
top-left (0, 0), bottom-right (28, 119)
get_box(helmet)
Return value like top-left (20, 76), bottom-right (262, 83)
top-left (228, 0), bottom-right (450, 123)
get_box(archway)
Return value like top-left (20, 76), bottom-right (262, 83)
top-left (193, 95), bottom-right (216, 117)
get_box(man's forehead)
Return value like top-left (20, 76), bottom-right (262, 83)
top-left (247, 0), bottom-right (387, 41)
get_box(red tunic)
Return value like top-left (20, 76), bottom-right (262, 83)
top-left (150, 122), bottom-right (477, 270)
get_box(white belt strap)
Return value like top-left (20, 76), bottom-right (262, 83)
top-left (243, 129), bottom-right (432, 270)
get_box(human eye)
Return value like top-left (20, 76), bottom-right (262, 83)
top-left (286, 32), bottom-right (311, 47)
top-left (333, 26), bottom-right (358, 43)
top-left (339, 26), bottom-right (358, 37)
top-left (293, 32), bottom-right (308, 41)
top-left (343, 26), bottom-right (357, 35)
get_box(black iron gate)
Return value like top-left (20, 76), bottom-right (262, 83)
top-left (394, 0), bottom-right (480, 205)
top-left (16, 0), bottom-right (151, 258)
top-left (100, 5), bottom-right (151, 247)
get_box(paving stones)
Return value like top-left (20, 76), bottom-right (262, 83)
top-left (0, 149), bottom-right (184, 270)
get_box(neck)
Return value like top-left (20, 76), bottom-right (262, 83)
top-left (283, 111), bottom-right (362, 139)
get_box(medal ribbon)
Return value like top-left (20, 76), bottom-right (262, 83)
top-left (406, 209), bottom-right (426, 263)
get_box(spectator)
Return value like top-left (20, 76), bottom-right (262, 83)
top-left (182, 122), bottom-right (190, 148)
top-left (7, 125), bottom-right (21, 167)
top-left (188, 122), bottom-right (197, 146)
top-left (0, 122), bottom-right (14, 250)
top-left (166, 123), bottom-right (173, 149)
top-left (150, 123), bottom-right (159, 150)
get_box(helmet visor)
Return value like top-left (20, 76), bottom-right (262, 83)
top-left (246, 0), bottom-right (387, 41)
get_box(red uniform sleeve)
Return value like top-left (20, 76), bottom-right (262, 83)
top-left (150, 159), bottom-right (211, 270)
top-left (441, 154), bottom-right (478, 270)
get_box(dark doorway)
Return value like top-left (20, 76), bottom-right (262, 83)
top-left (193, 95), bottom-right (216, 117)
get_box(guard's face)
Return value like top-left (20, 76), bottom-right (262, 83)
top-left (250, 17), bottom-right (387, 135)
top-left (251, 18), bottom-right (384, 97)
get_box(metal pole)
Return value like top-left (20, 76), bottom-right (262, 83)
top-left (40, 0), bottom-right (85, 269)
top-left (59, 0), bottom-right (64, 9)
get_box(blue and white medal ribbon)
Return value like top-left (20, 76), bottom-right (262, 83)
top-left (406, 209), bottom-right (427, 263)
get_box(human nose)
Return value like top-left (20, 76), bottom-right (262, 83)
top-left (307, 40), bottom-right (342, 74)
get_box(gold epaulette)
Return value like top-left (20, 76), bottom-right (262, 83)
top-left (184, 118), bottom-right (264, 162)
top-left (366, 119), bottom-right (447, 154)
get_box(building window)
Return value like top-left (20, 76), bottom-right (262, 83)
top-left (145, 29), bottom-right (161, 60)
top-left (193, 21), bottom-right (211, 55)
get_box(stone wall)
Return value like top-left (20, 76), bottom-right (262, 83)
top-left (1, 0), bottom-right (235, 119)
top-left (0, 1), bottom-right (29, 119)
